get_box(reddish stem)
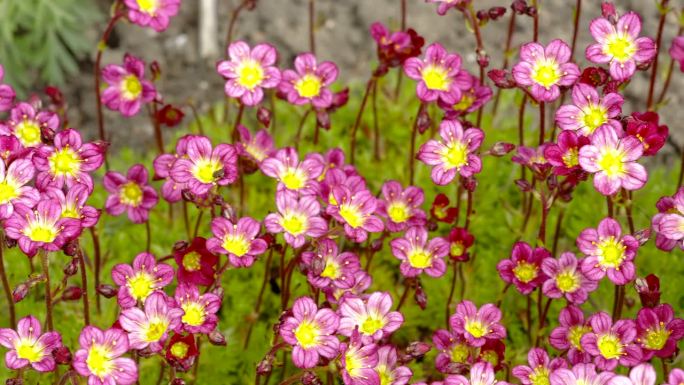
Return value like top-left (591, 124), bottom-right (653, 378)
top-left (408, 103), bottom-right (426, 185)
top-left (0, 235), bottom-right (15, 328)
top-left (350, 77), bottom-right (376, 165)
top-left (647, 0), bottom-right (670, 110)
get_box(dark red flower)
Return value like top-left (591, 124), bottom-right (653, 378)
top-left (624, 111), bottom-right (668, 156)
top-left (157, 104), bottom-right (185, 127)
top-left (578, 67), bottom-right (609, 87)
top-left (477, 339), bottom-right (505, 370)
top-left (165, 333), bottom-right (199, 371)
top-left (636, 274), bottom-right (660, 308)
top-left (174, 237), bottom-right (219, 286)
top-left (544, 130), bottom-right (590, 176)
top-left (447, 227), bottom-right (474, 262)
top-left (430, 193), bottom-right (458, 223)
top-left (370, 22), bottom-right (424, 73)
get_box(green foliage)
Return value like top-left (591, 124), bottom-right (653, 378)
top-left (0, 0), bottom-right (101, 94)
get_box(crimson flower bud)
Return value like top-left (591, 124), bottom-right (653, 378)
top-left (416, 109), bottom-right (431, 134)
top-left (488, 6), bottom-right (506, 20)
top-left (150, 61), bottom-right (162, 80)
top-left (370, 238), bottom-right (384, 252)
top-left (487, 142), bottom-right (515, 157)
top-left (62, 240), bottom-right (79, 257)
top-left (511, 0), bottom-right (527, 14)
top-left (256, 354), bottom-right (274, 376)
top-left (635, 274), bottom-right (660, 308)
top-left (12, 283), bottom-right (29, 303)
top-left (406, 341), bottom-right (431, 359)
top-left (170, 380), bottom-right (186, 385)
top-left (302, 372), bottom-right (323, 385)
top-left (96, 284), bottom-right (118, 298)
top-left (45, 86), bottom-right (65, 106)
top-left (515, 179), bottom-right (532, 192)
top-left (173, 240), bottom-right (189, 253)
top-left (462, 177), bottom-right (478, 192)
top-left (487, 69), bottom-right (516, 89)
top-left (601, 1), bottom-right (617, 22)
top-left (633, 228), bottom-right (651, 246)
top-left (208, 330), bottom-right (227, 346)
top-left (525, 6), bottom-right (537, 17)
top-left (63, 258), bottom-right (79, 277)
top-left (52, 346), bottom-right (72, 365)
top-left (476, 10), bottom-right (489, 23)
top-left (41, 127), bottom-right (55, 146)
top-left (426, 220), bottom-right (438, 232)
top-left (5, 237), bottom-right (16, 249)
top-left (257, 106), bottom-right (272, 128)
top-left (62, 286), bottom-right (83, 301)
top-left (6, 379), bottom-right (23, 385)
top-left (414, 284), bottom-right (427, 310)
top-left (316, 110), bottom-right (331, 131)
top-left (157, 104), bottom-right (185, 127)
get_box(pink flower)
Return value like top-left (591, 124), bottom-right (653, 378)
top-left (417, 119), bottom-right (484, 185)
top-left (338, 292), bottom-right (404, 344)
top-left (119, 292), bottom-right (183, 352)
top-left (612, 364), bottom-right (657, 385)
top-left (375, 346), bottom-right (412, 385)
top-left (426, 0), bottom-right (469, 15)
top-left (327, 186), bottom-right (384, 243)
top-left (104, 164), bottom-right (159, 224)
top-left (370, 22), bottom-right (424, 69)
top-left (577, 217), bottom-right (638, 285)
top-left (217, 41), bottom-right (281, 106)
top-left (665, 369), bottom-right (684, 385)
top-left (264, 190), bottom-right (328, 248)
top-left (549, 305), bottom-right (593, 365)
top-left (586, 12), bottom-right (656, 81)
top-left (340, 331), bottom-right (380, 385)
top-left (326, 270), bottom-right (373, 305)
top-left (0, 65), bottom-right (15, 112)
top-left (403, 43), bottom-right (471, 104)
top-left (173, 284), bottom-right (221, 334)
top-left (301, 238), bottom-right (361, 290)
top-left (578, 126), bottom-right (647, 196)
top-left (635, 304), bottom-right (684, 360)
top-left (433, 329), bottom-right (471, 372)
top-left (0, 157), bottom-right (39, 220)
top-left (581, 312), bottom-right (642, 370)
top-left (44, 184), bottom-right (100, 230)
top-left (123, 0), bottom-right (180, 32)
top-left (624, 112), bottom-right (668, 156)
top-left (512, 39), bottom-right (580, 102)
top-left (4, 199), bottom-right (81, 257)
top-left (279, 53), bottom-right (339, 108)
top-left (438, 73), bottom-right (493, 118)
top-left (652, 188), bottom-right (684, 251)
top-left (101, 54), bottom-right (156, 116)
top-left (377, 180), bottom-right (427, 232)
top-left (544, 130), bottom-right (590, 176)
top-left (549, 363), bottom-right (620, 385)
top-left (73, 326), bottom-right (138, 385)
top-left (445, 362), bottom-right (506, 385)
top-left (449, 301), bottom-right (506, 347)
top-left (390, 226), bottom-right (449, 278)
top-left (497, 242), bottom-right (550, 295)
top-left (206, 216), bottom-right (267, 268)
top-left (33, 128), bottom-right (105, 192)
top-left (1, 102), bottom-right (58, 148)
top-left (555, 84), bottom-right (624, 136)
top-left (111, 252), bottom-right (174, 308)
top-left (261, 147), bottom-right (324, 195)
top-left (236, 125), bottom-right (275, 164)
top-left (153, 135), bottom-right (191, 203)
top-left (279, 296), bottom-right (340, 369)
top-left (670, 36), bottom-right (684, 72)
top-left (513, 348), bottom-right (567, 385)
top-left (169, 135), bottom-right (238, 196)
top-left (0, 315), bottom-right (61, 372)
top-left (542, 251), bottom-right (598, 305)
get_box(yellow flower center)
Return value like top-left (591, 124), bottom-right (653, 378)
top-left (0, 180), bottom-right (19, 204)
top-left (222, 234), bottom-right (250, 257)
top-left (596, 236), bottom-right (626, 268)
top-left (441, 141), bottom-right (468, 169)
top-left (121, 75), bottom-right (143, 100)
top-left (556, 270), bottom-right (579, 293)
top-left (513, 261), bottom-right (538, 283)
top-left (451, 343), bottom-right (470, 363)
top-left (295, 74), bottom-right (322, 98)
top-left (120, 182), bottom-right (143, 207)
top-left (407, 248), bottom-right (432, 269)
top-left (15, 120), bottom-right (42, 147)
top-left (339, 204), bottom-right (364, 228)
top-left (181, 302), bottom-right (206, 326)
top-left (597, 334), bottom-right (623, 359)
top-left (320, 260), bottom-right (340, 279)
top-left (144, 319), bottom-right (168, 342)
top-left (378, 365), bottom-right (393, 385)
top-left (192, 158), bottom-right (222, 184)
top-left (86, 345), bottom-right (113, 378)
top-left (387, 202), bottom-right (410, 223)
top-left (530, 367), bottom-right (550, 385)
top-left (170, 341), bottom-right (189, 359)
top-left (345, 350), bottom-right (362, 374)
top-left (569, 325), bottom-right (591, 350)
top-left (450, 241), bottom-right (465, 257)
top-left (360, 316), bottom-right (384, 335)
top-left (62, 204), bottom-right (81, 219)
top-left (465, 319), bottom-right (488, 338)
top-left (597, 148), bottom-right (626, 177)
top-left (580, 104), bottom-right (608, 133)
top-left (49, 147), bottom-right (81, 176)
top-left (481, 350), bottom-right (499, 367)
top-left (245, 143), bottom-right (267, 162)
top-left (25, 223), bottom-right (58, 243)
top-left (136, 0), bottom-right (159, 13)
top-left (182, 251), bottom-right (202, 272)
top-left (604, 34), bottom-right (636, 63)
top-left (531, 59), bottom-right (561, 89)
top-left (294, 321), bottom-right (319, 349)
top-left (453, 93), bottom-right (475, 111)
top-left (236, 60), bottom-right (265, 90)
top-left (421, 65), bottom-right (450, 91)
top-left (127, 272), bottom-right (155, 301)
top-left (281, 212), bottom-right (308, 236)
top-left (15, 339), bottom-right (43, 362)
top-left (562, 148), bottom-right (580, 167)
top-left (644, 326), bottom-right (671, 350)
top-left (281, 169), bottom-right (306, 190)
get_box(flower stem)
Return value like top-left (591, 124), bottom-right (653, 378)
top-left (350, 77), bottom-right (376, 165)
top-left (392, 0), bottom-right (407, 101)
top-left (232, 103), bottom-right (245, 142)
top-left (279, 244), bottom-right (289, 310)
top-left (408, 102), bottom-right (426, 185)
top-left (244, 249), bottom-right (273, 349)
top-left (225, 0), bottom-right (249, 55)
top-left (464, 189), bottom-right (474, 230)
top-left (77, 247), bottom-right (91, 326)
top-left (182, 201), bottom-right (192, 240)
top-left (491, 10), bottom-right (517, 116)
top-left (531, 0), bottom-right (539, 42)
top-left (537, 195), bottom-right (548, 246)
top-left (606, 195), bottom-right (614, 218)
top-left (551, 208), bottom-right (565, 256)
top-left (647, 0), bottom-right (670, 110)
top-left (149, 102), bottom-right (164, 155)
top-left (41, 250), bottom-right (53, 331)
top-left (445, 262), bottom-right (458, 327)
top-left (661, 357), bottom-right (669, 379)
top-left (0, 234), bottom-right (16, 328)
top-left (372, 80), bottom-right (381, 161)
top-left (145, 220), bottom-right (152, 253)
top-left (193, 209), bottom-right (205, 238)
top-left (612, 285), bottom-right (625, 321)
top-left (89, 227), bottom-right (102, 313)
top-left (622, 189), bottom-right (635, 234)
top-left (679, 149), bottom-right (684, 189)
top-left (538, 102), bottom-right (546, 145)
top-left (308, 0), bottom-right (316, 54)
top-left (294, 109), bottom-right (313, 151)
top-left (535, 298), bottom-right (552, 347)
top-left (396, 280), bottom-right (411, 311)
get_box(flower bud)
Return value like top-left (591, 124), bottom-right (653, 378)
top-left (601, 1), bottom-right (617, 22)
top-left (476, 10), bottom-right (489, 23)
top-left (45, 86), bottom-right (65, 106)
top-left (525, 6), bottom-right (537, 17)
top-left (6, 379), bottom-right (23, 385)
top-left (406, 341), bottom-right (431, 359)
top-left (208, 330), bottom-right (227, 346)
top-left (41, 126), bottom-right (56, 146)
top-left (426, 220), bottom-right (438, 232)
top-left (488, 7), bottom-right (507, 20)
top-left (150, 61), bottom-right (162, 80)
top-left (511, 0), bottom-right (527, 14)
top-left (173, 240), bottom-right (189, 253)
top-left (63, 258), bottom-right (79, 277)
top-left (416, 108), bottom-right (431, 134)
top-left (212, 286), bottom-right (225, 301)
top-left (370, 238), bottom-right (384, 252)
top-left (414, 284), bottom-right (427, 310)
top-left (515, 179), bottom-right (533, 192)
top-left (487, 142), bottom-right (515, 157)
top-left (4, 237), bottom-right (16, 249)
top-left (157, 104), bottom-right (185, 127)
top-left (257, 106), bottom-right (272, 128)
top-left (63, 240), bottom-right (79, 257)
top-left (635, 274), bottom-right (660, 308)
top-left (316, 110), bottom-right (331, 131)
top-left (301, 372), bottom-right (323, 385)
top-left (61, 286), bottom-right (83, 301)
top-left (462, 177), bottom-right (478, 192)
top-left (52, 346), bottom-right (72, 365)
top-left (633, 228), bottom-right (651, 246)
top-left (96, 284), bottom-right (118, 298)
top-left (12, 283), bottom-right (29, 303)
top-left (487, 69), bottom-right (516, 89)
top-left (170, 379), bottom-right (186, 385)
top-left (256, 354), bottom-right (274, 376)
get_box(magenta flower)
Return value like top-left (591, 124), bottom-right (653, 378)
top-left (555, 84), bottom-right (624, 136)
top-left (0, 65), bottom-right (15, 112)
top-left (45, 185), bottom-right (100, 230)
top-left (173, 237), bottom-right (218, 286)
top-left (340, 332), bottom-right (380, 385)
top-left (327, 186), bottom-right (384, 243)
top-left (578, 126), bottom-right (647, 196)
top-left (390, 226), bottom-right (449, 278)
top-left (169, 135), bottom-right (238, 196)
top-left (153, 135), bottom-right (191, 203)
top-left (577, 217), bottom-right (638, 285)
top-left (445, 362), bottom-right (504, 385)
top-left (651, 188), bottom-right (684, 251)
top-left (549, 364), bottom-right (619, 385)
top-left (101, 54), bottom-right (156, 117)
top-left (104, 164), bottom-right (159, 224)
top-left (433, 329), bottom-right (471, 372)
top-left (541, 252), bottom-right (598, 304)
top-left (580, 312), bottom-right (642, 370)
top-left (670, 36), bottom-right (684, 72)
top-left (236, 125), bottom-right (275, 164)
top-left (119, 292), bottom-right (183, 352)
top-left (512, 39), bottom-right (580, 102)
top-left (544, 130), bottom-right (590, 176)
top-left (301, 238), bottom-right (361, 290)
top-left (280, 296), bottom-right (339, 369)
top-left (449, 301), bottom-right (506, 347)
top-left (0, 157), bottom-right (39, 220)
top-left (206, 216), bottom-right (267, 268)
top-left (338, 292), bottom-right (404, 344)
top-left (279, 53), bottom-right (339, 108)
top-left (320, 167), bottom-right (366, 206)
top-left (261, 147), bottom-right (324, 195)
top-left (439, 74), bottom-right (493, 118)
top-left (377, 180), bottom-right (427, 232)
top-left (0, 315), bottom-right (61, 372)
top-left (427, 0), bottom-right (468, 15)
top-left (375, 346), bottom-right (412, 385)
top-left (174, 284), bottom-right (221, 334)
top-left (614, 364), bottom-right (657, 385)
top-left (4, 199), bottom-right (80, 257)
top-left (624, 112), bottom-right (668, 156)
top-left (264, 190), bottom-right (328, 248)
top-left (327, 270), bottom-right (373, 305)
top-left (497, 242), bottom-right (550, 295)
top-left (403, 43), bottom-right (471, 104)
top-left (635, 304), bottom-right (684, 360)
top-left (665, 369), bottom-right (684, 385)
top-left (549, 305), bottom-right (593, 365)
top-left (586, 13), bottom-right (656, 81)
top-left (217, 41), bottom-right (281, 106)
top-left (513, 348), bottom-right (567, 385)
top-left (370, 22), bottom-right (424, 69)
top-left (33, 128), bottom-right (105, 192)
top-left (111, 252), bottom-right (174, 308)
top-left (123, 0), bottom-right (180, 32)
top-left (73, 326), bottom-right (138, 385)
top-left (417, 119), bottom-right (484, 185)
top-left (1, 102), bottom-right (58, 148)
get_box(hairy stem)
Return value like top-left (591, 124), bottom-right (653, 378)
top-left (350, 77), bottom-right (376, 165)
top-left (646, 0), bottom-right (670, 110)
top-left (445, 262), bottom-right (458, 327)
top-left (408, 103), bottom-right (426, 185)
top-left (491, 11), bottom-right (517, 116)
top-left (309, 0), bottom-right (316, 54)
top-left (41, 251), bottom-right (53, 331)
top-left (372, 81), bottom-right (381, 161)
top-left (226, 0), bottom-right (249, 55)
top-left (0, 234), bottom-right (16, 328)
top-left (89, 227), bottom-right (102, 313)
top-left (244, 249), bottom-right (273, 349)
top-left (77, 248), bottom-right (91, 326)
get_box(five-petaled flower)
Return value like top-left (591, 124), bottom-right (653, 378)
top-left (512, 39), bottom-right (580, 102)
top-left (72, 326), bottom-right (138, 385)
top-left (338, 292), bottom-right (404, 344)
top-left (119, 292), bottom-right (183, 352)
top-left (577, 217), bottom-right (639, 285)
top-left (404, 43), bottom-right (471, 104)
top-left (104, 164), bottom-right (159, 224)
top-left (0, 315), bottom-right (62, 372)
top-left (264, 190), bottom-right (328, 248)
top-left (124, 0), bottom-right (181, 32)
top-left (449, 300), bottom-right (507, 347)
top-left (390, 226), bottom-right (449, 278)
top-left (555, 84), bottom-right (624, 137)
top-left (101, 54), bottom-right (156, 117)
top-left (217, 41), bottom-right (281, 106)
top-left (206, 216), bottom-right (267, 268)
top-left (279, 53), bottom-right (339, 109)
top-left (111, 252), bottom-right (174, 308)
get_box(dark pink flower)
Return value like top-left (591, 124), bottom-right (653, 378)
top-left (580, 312), bottom-right (642, 370)
top-left (111, 252), bottom-right (174, 308)
top-left (555, 84), bottom-right (623, 137)
top-left (1, 102), bottom-right (58, 148)
top-left (236, 125), bottom-right (275, 164)
top-left (449, 301), bottom-right (506, 347)
top-left (541, 252), bottom-right (598, 304)
top-left (261, 147), bottom-right (324, 195)
top-left (0, 315), bottom-right (61, 372)
top-left (377, 180), bottom-right (427, 232)
top-left (512, 39), bottom-right (580, 102)
top-left (544, 130), bottom-right (590, 176)
top-left (340, 331), bottom-right (380, 385)
top-left (390, 226), bottom-right (449, 278)
top-left (327, 186), bottom-right (384, 243)
top-left (174, 237), bottom-right (219, 286)
top-left (338, 292), bottom-right (404, 344)
top-left (72, 326), bottom-right (137, 385)
top-left (549, 305), bottom-right (592, 364)
top-left (169, 135), bottom-right (238, 196)
top-left (404, 43), bottom-right (471, 104)
top-left (651, 188), bottom-right (684, 251)
top-left (370, 22), bottom-right (424, 70)
top-left (512, 348), bottom-right (567, 385)
top-left (497, 242), bottom-right (550, 295)
top-left (279, 53), bottom-right (339, 108)
top-left (577, 217), bottom-right (638, 285)
top-left (217, 41), bottom-right (281, 106)
top-left (433, 329), bottom-right (471, 372)
top-left (439, 73), bottom-right (493, 118)
top-left (635, 304), bottom-right (684, 359)
top-left (301, 238), bottom-right (361, 290)
top-left (670, 36), bottom-right (684, 72)
top-left (375, 346), bottom-right (412, 385)
top-left (119, 292), bottom-right (183, 352)
top-left (0, 157), bottom-right (39, 220)
top-left (124, 0), bottom-right (180, 32)
top-left (264, 190), bottom-right (328, 248)
top-left (0, 65), bottom-right (16, 112)
top-left (173, 283), bottom-right (221, 334)
top-left (206, 216), bottom-right (267, 268)
top-left (447, 227), bottom-right (474, 262)
top-left (104, 164), bottom-right (159, 224)
top-left (101, 54), bottom-right (156, 117)
top-left (624, 112), bottom-right (668, 156)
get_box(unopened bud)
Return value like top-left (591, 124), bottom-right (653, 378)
top-left (488, 142), bottom-right (515, 157)
top-left (150, 61), bottom-right (162, 80)
top-left (257, 106), bottom-right (271, 128)
top-left (370, 238), bottom-right (384, 252)
top-left (462, 177), bottom-right (478, 192)
top-left (52, 346), bottom-right (72, 365)
top-left (208, 330), bottom-right (227, 346)
top-left (170, 380), bottom-right (186, 385)
top-left (13, 283), bottom-right (29, 303)
top-left (316, 110), bottom-right (331, 131)
top-left (5, 237), bottom-right (16, 249)
top-left (476, 10), bottom-right (489, 23)
top-left (256, 355), bottom-right (274, 376)
top-left (173, 240), bottom-right (189, 253)
top-left (96, 284), bottom-right (118, 298)
top-left (635, 274), bottom-right (660, 308)
top-left (487, 69), bottom-right (516, 89)
top-left (511, 0), bottom-right (527, 14)
top-left (525, 6), bottom-right (537, 17)
top-left (406, 341), bottom-right (431, 359)
top-left (416, 109), bottom-right (431, 135)
top-left (488, 6), bottom-right (507, 20)
top-left (515, 179), bottom-right (532, 192)
top-left (61, 286), bottom-right (83, 301)
top-left (414, 285), bottom-right (427, 310)
top-left (601, 1), bottom-right (617, 22)
top-left (302, 372), bottom-right (323, 385)
top-left (41, 127), bottom-right (55, 146)
top-left (63, 258), bottom-right (79, 276)
top-left (633, 228), bottom-right (651, 246)
top-left (6, 379), bottom-right (23, 385)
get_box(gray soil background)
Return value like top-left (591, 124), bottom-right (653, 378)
top-left (67, 0), bottom-right (682, 166)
